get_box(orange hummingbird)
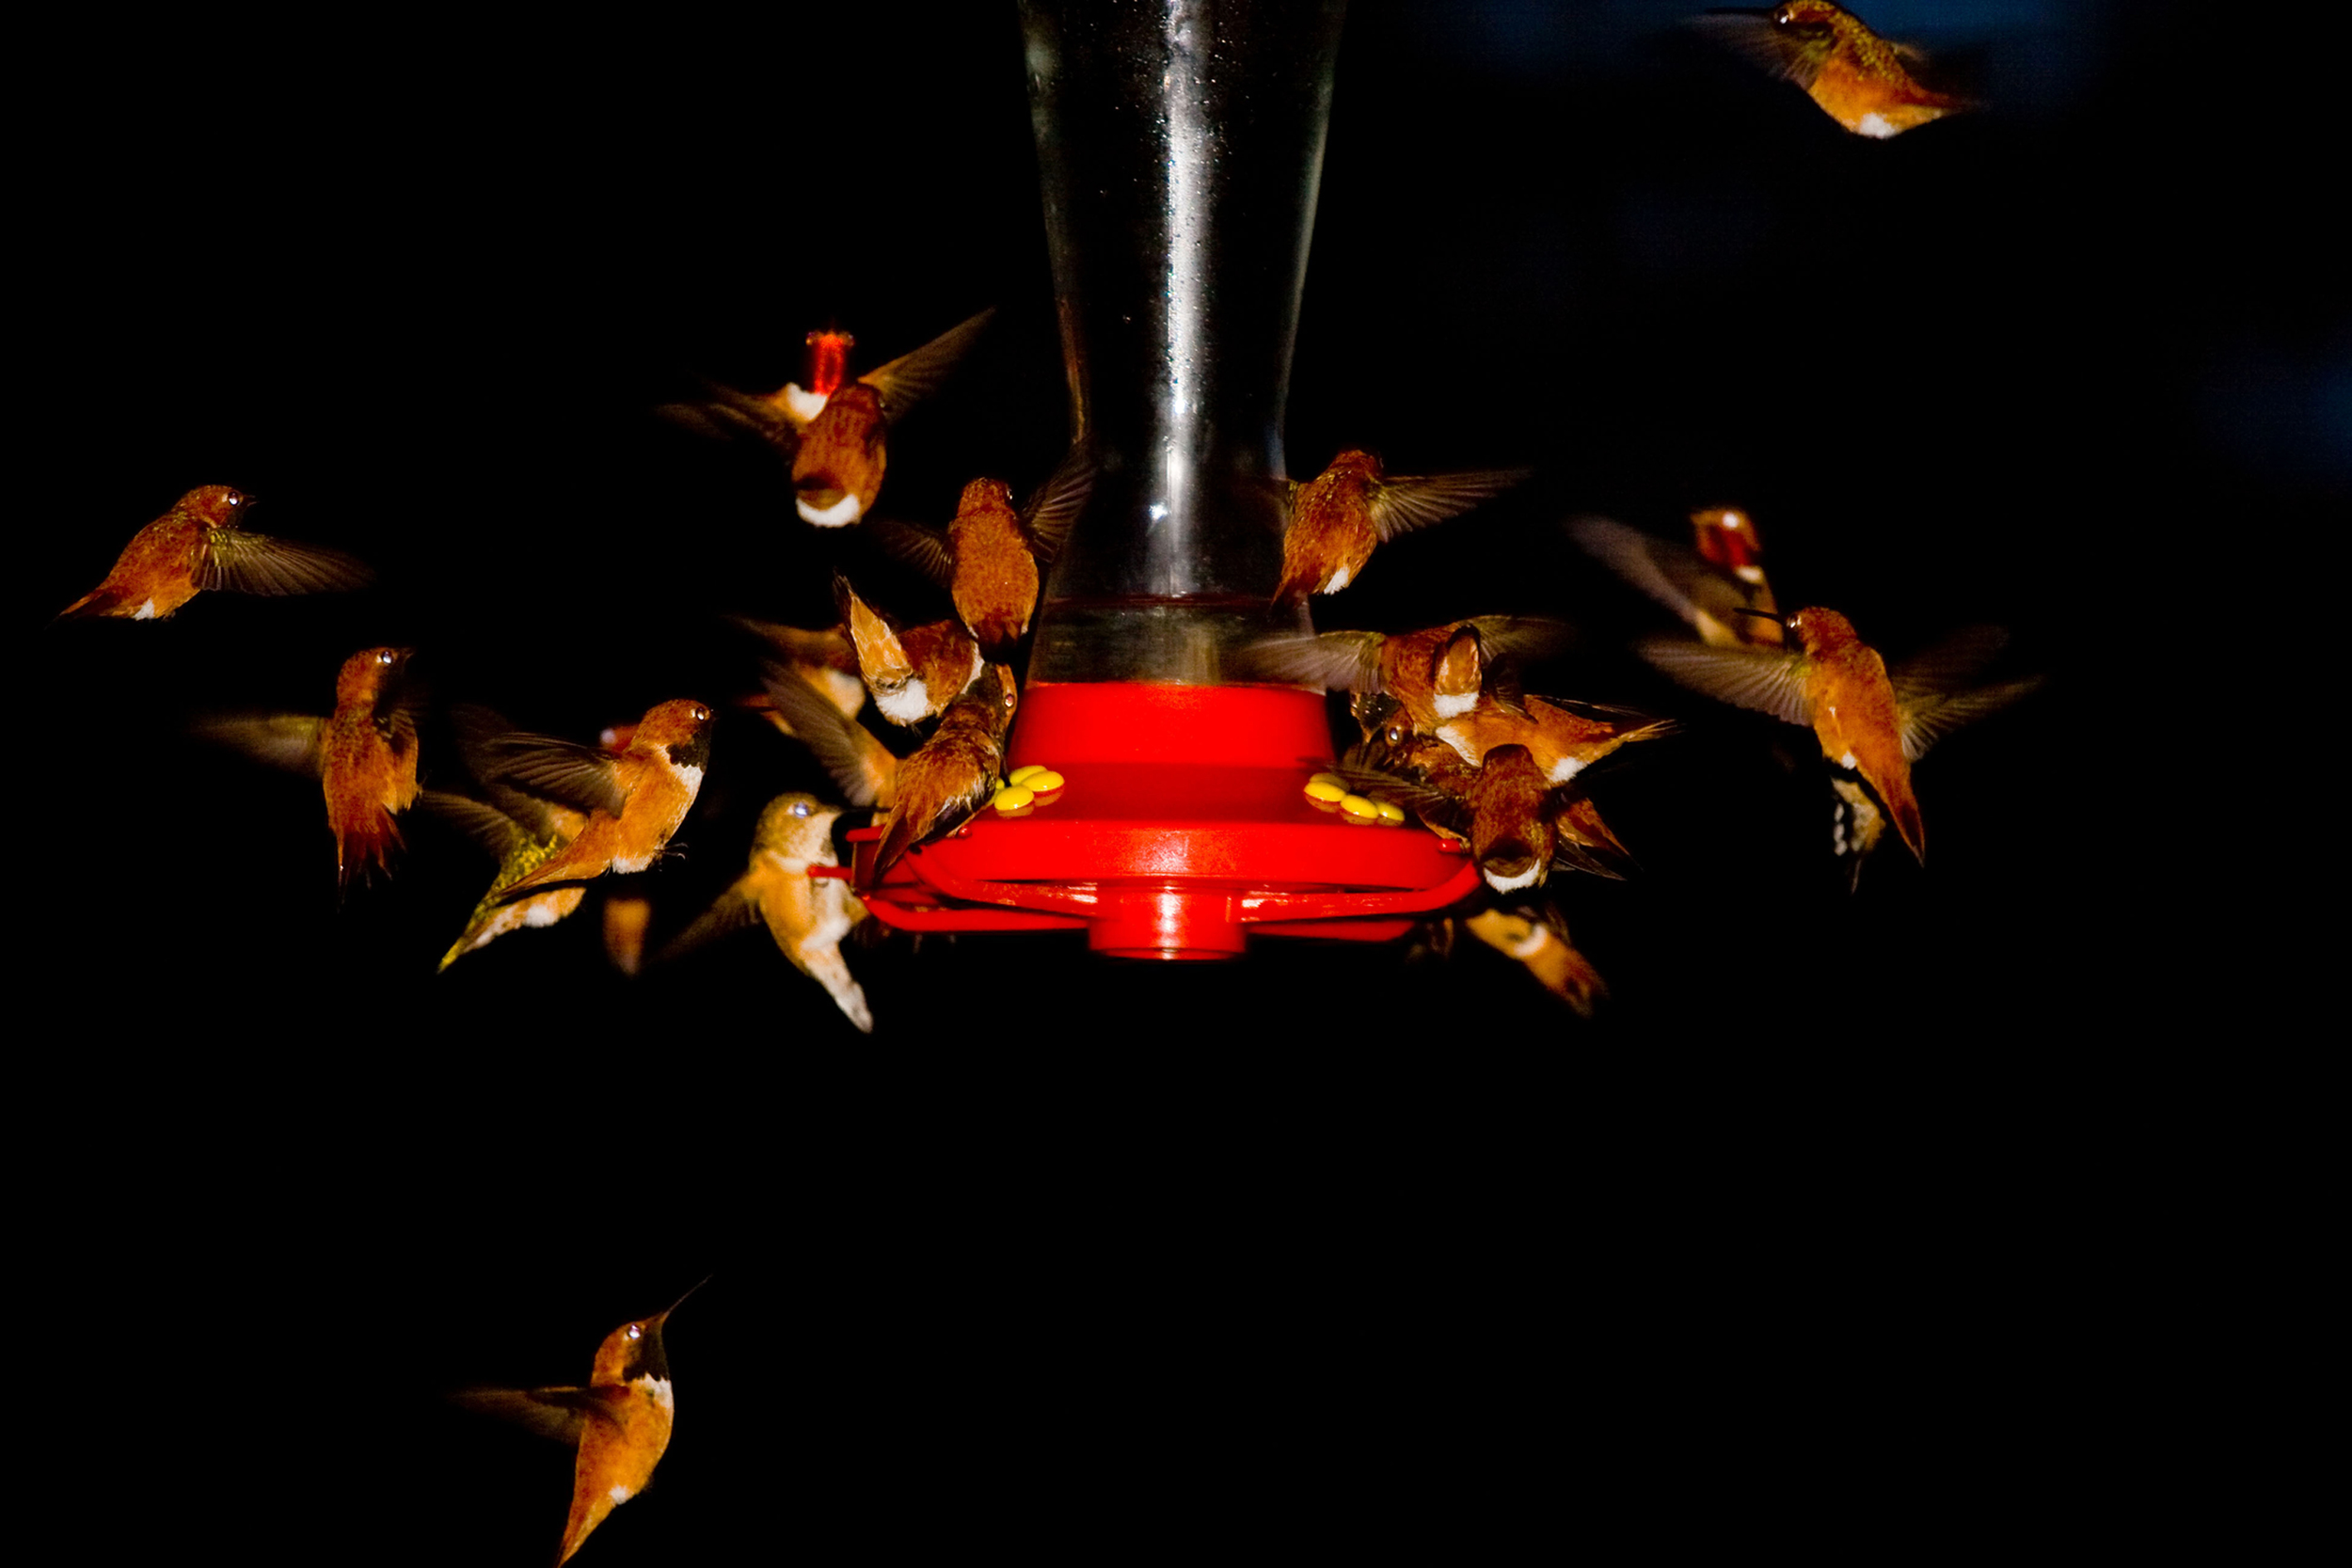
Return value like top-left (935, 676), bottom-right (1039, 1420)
top-left (453, 1281), bottom-right (705, 1567)
top-left (1436, 691), bottom-right (1677, 786)
top-left (874, 449), bottom-right (1094, 657)
top-left (478, 699), bottom-right (716, 902)
top-left (660, 792), bottom-right (873, 1032)
top-left (867, 665), bottom-right (1017, 887)
top-left (195, 645), bottom-right (424, 890)
top-left (1271, 451), bottom-right (1529, 607)
top-left (1692, 2), bottom-right (1975, 138)
top-left (56, 484), bottom-right (372, 622)
top-left (1638, 610), bottom-right (2041, 865)
top-left (1571, 509), bottom-right (1783, 649)
top-left (1463, 904), bottom-right (1610, 1019)
top-left (832, 573), bottom-right (982, 728)
top-left (1245, 616), bottom-right (1570, 733)
top-left (660, 310), bottom-right (993, 530)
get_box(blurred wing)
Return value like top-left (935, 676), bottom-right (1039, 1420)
top-left (1567, 515), bottom-right (1722, 628)
top-left (194, 713), bottom-right (326, 777)
top-left (1891, 625), bottom-right (2010, 699)
top-left (871, 518), bottom-right (958, 589)
top-left (761, 664), bottom-right (898, 809)
top-left (448, 705), bottom-right (570, 837)
top-left (1900, 675), bottom-right (2044, 762)
top-left (1366, 467), bottom-right (1531, 543)
top-left (1635, 639), bottom-right (1813, 727)
top-left (1237, 630), bottom-right (1388, 693)
top-left (656, 883), bottom-right (760, 964)
top-left (1018, 446), bottom-right (1097, 563)
top-left (862, 307), bottom-right (994, 423)
top-left (1687, 11), bottom-right (1827, 87)
top-left (197, 530), bottom-right (374, 596)
top-left (416, 790), bottom-right (532, 861)
top-left (477, 731), bottom-right (628, 817)
top-left (655, 375), bottom-right (802, 448)
top-left (448, 1386), bottom-right (616, 1447)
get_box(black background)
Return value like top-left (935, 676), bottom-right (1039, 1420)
top-left (19, 3), bottom-right (2323, 1558)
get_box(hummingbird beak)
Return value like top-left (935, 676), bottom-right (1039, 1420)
top-left (1731, 607), bottom-right (1786, 629)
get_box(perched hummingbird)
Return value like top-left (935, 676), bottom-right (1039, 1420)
top-left (873, 448), bottom-right (1095, 657)
top-left (453, 1281), bottom-right (704, 1567)
top-left (195, 646), bottom-right (423, 890)
top-left (660, 792), bottom-right (874, 1032)
top-left (1244, 616), bottom-right (1569, 732)
top-left (1570, 510), bottom-right (1783, 649)
top-left (1692, 2), bottom-right (1975, 138)
top-left (56, 484), bottom-right (372, 622)
top-left (833, 573), bottom-right (982, 728)
top-left (1271, 451), bottom-right (1529, 607)
top-left (867, 665), bottom-right (1017, 887)
top-left (1637, 610), bottom-right (2040, 865)
top-left (479, 699), bottom-right (716, 902)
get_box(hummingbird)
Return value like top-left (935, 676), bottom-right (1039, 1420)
top-left (56, 484), bottom-right (373, 622)
top-left (873, 448), bottom-right (1095, 657)
top-left (453, 1280), bottom-right (705, 1567)
top-left (195, 645), bottom-right (423, 890)
top-left (660, 792), bottom-right (873, 1032)
top-left (1271, 451), bottom-right (1530, 607)
top-left (659, 310), bottom-right (993, 528)
top-left (1570, 509), bottom-right (1783, 649)
top-left (477, 699), bottom-right (716, 902)
top-left (429, 705), bottom-right (596, 970)
top-left (1692, 2), bottom-right (1975, 138)
top-left (1637, 610), bottom-right (2041, 865)
top-left (1244, 616), bottom-right (1569, 732)
top-left (833, 573), bottom-right (982, 727)
top-left (867, 664), bottom-right (1017, 887)
top-left (1436, 692), bottom-right (1676, 786)
top-left (1463, 904), bottom-right (1609, 1019)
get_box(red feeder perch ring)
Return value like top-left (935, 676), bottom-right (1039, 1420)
top-left (845, 683), bottom-right (1479, 958)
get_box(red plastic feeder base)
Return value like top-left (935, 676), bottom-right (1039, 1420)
top-left (840, 682), bottom-right (1477, 958)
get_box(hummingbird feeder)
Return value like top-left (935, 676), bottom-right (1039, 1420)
top-left (839, 2), bottom-right (1480, 958)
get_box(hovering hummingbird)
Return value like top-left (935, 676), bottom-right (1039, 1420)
top-left (832, 573), bottom-right (982, 727)
top-left (757, 660), bottom-right (901, 812)
top-left (660, 792), bottom-right (873, 1032)
top-left (453, 1280), bottom-right (705, 1567)
top-left (1245, 616), bottom-right (1569, 732)
top-left (56, 484), bottom-right (372, 622)
top-left (1271, 451), bottom-right (1529, 607)
top-left (195, 645), bottom-right (423, 890)
top-left (1692, 2), bottom-right (1975, 138)
top-left (1638, 610), bottom-right (2041, 865)
top-left (867, 665), bottom-right (1017, 887)
top-left (1436, 692), bottom-right (1676, 786)
top-left (429, 705), bottom-right (596, 970)
top-left (873, 449), bottom-right (1094, 657)
top-left (478, 699), bottom-right (716, 902)
top-left (1462, 905), bottom-right (1609, 1017)
top-left (660, 310), bottom-right (993, 527)
top-left (1570, 510), bottom-right (1783, 649)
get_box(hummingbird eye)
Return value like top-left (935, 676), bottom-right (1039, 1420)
top-left (627, 1323), bottom-right (644, 1340)
top-left (791, 800), bottom-right (812, 816)
top-left (691, 705), bottom-right (711, 722)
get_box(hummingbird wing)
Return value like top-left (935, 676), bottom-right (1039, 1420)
top-left (1018, 446), bottom-right (1097, 563)
top-left (871, 518), bottom-right (959, 590)
top-left (656, 373), bottom-right (804, 448)
top-left (448, 1385), bottom-right (622, 1447)
top-left (1899, 675), bottom-right (2045, 762)
top-left (1237, 630), bottom-right (1389, 692)
top-left (1686, 10), bottom-right (1834, 88)
top-left (655, 881), bottom-right (761, 964)
top-left (724, 615), bottom-right (858, 674)
top-left (196, 530), bottom-right (375, 597)
top-left (860, 307), bottom-right (994, 424)
top-left (1634, 638), bottom-right (1814, 727)
top-left (1568, 515), bottom-right (1755, 636)
top-left (759, 663), bottom-right (898, 809)
top-left (417, 790), bottom-right (539, 861)
top-left (476, 731), bottom-right (630, 817)
top-left (193, 712), bottom-right (327, 777)
top-left (1889, 626), bottom-right (2010, 698)
top-left (449, 705), bottom-right (580, 840)
top-left (1365, 467), bottom-right (1531, 543)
